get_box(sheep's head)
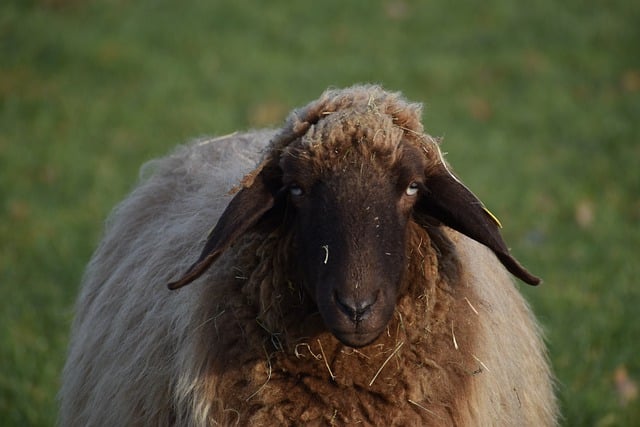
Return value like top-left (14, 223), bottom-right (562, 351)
top-left (168, 85), bottom-right (541, 348)
top-left (278, 127), bottom-right (426, 346)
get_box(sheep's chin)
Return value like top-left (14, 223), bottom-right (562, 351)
top-left (332, 327), bottom-right (385, 348)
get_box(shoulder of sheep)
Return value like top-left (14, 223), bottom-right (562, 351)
top-left (59, 131), bottom-right (276, 426)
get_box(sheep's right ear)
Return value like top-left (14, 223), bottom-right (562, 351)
top-left (168, 166), bottom-right (281, 290)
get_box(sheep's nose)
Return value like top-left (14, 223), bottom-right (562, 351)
top-left (335, 291), bottom-right (378, 323)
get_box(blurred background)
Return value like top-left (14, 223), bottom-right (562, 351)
top-left (1, 0), bottom-right (638, 425)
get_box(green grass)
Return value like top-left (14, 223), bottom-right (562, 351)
top-left (1, 0), bottom-right (639, 425)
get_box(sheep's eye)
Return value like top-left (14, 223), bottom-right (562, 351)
top-left (405, 182), bottom-right (419, 196)
top-left (289, 184), bottom-right (304, 197)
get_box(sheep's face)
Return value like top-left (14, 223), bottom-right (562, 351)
top-left (281, 141), bottom-right (425, 347)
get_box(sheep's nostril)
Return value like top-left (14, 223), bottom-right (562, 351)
top-left (335, 291), bottom-right (378, 323)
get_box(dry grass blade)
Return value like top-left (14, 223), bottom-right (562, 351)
top-left (407, 399), bottom-right (441, 418)
top-left (451, 321), bottom-right (459, 350)
top-left (196, 132), bottom-right (239, 146)
top-left (369, 341), bottom-right (404, 386)
top-left (471, 354), bottom-right (490, 373)
top-left (295, 343), bottom-right (321, 360)
top-left (464, 297), bottom-right (479, 315)
top-left (221, 408), bottom-right (241, 426)
top-left (317, 339), bottom-right (336, 380)
top-left (245, 343), bottom-right (273, 401)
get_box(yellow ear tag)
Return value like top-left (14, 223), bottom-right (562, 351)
top-left (483, 207), bottom-right (503, 228)
top-left (433, 141), bottom-right (504, 230)
top-left (205, 225), bottom-right (216, 240)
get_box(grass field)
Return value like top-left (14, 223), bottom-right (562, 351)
top-left (1, 0), bottom-right (639, 425)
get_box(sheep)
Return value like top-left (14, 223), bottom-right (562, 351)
top-left (59, 85), bottom-right (558, 426)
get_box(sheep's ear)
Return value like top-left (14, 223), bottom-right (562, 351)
top-left (168, 167), bottom-right (281, 290)
top-left (416, 163), bottom-right (541, 286)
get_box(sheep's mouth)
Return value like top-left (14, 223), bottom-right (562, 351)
top-left (331, 325), bottom-right (386, 348)
top-left (317, 290), bottom-right (396, 348)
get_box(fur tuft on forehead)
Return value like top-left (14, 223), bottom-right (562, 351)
top-left (236, 85), bottom-right (439, 191)
top-left (274, 84), bottom-right (425, 153)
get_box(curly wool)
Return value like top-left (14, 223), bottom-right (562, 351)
top-left (242, 85), bottom-right (429, 190)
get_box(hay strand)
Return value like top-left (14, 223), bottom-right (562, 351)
top-left (472, 354), bottom-right (491, 373)
top-left (464, 297), bottom-right (479, 315)
top-left (321, 245), bottom-right (329, 264)
top-left (407, 399), bottom-right (440, 418)
top-left (317, 339), bottom-right (336, 381)
top-left (245, 343), bottom-right (272, 401)
top-left (451, 321), bottom-right (459, 350)
top-left (369, 341), bottom-right (404, 386)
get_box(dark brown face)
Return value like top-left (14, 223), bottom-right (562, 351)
top-left (282, 144), bottom-right (425, 347)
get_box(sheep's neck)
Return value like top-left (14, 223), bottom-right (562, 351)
top-left (196, 225), bottom-right (479, 424)
top-left (257, 224), bottom-right (475, 421)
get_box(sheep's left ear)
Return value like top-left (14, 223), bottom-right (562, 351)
top-left (416, 162), bottom-right (541, 286)
top-left (168, 164), bottom-right (282, 290)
